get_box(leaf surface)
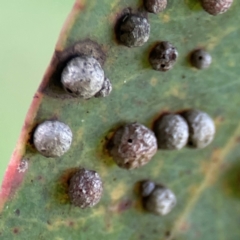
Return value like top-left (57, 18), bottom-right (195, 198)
top-left (1, 0), bottom-right (240, 239)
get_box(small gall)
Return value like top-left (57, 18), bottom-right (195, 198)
top-left (33, 121), bottom-right (72, 157)
top-left (61, 56), bottom-right (105, 99)
top-left (143, 184), bottom-right (177, 215)
top-left (144, 0), bottom-right (167, 14)
top-left (141, 180), bottom-right (156, 197)
top-left (118, 14), bottom-right (150, 47)
top-left (95, 77), bottom-right (112, 98)
top-left (155, 114), bottom-right (189, 150)
top-left (68, 168), bottom-right (103, 208)
top-left (17, 159), bottom-right (28, 173)
top-left (149, 41), bottom-right (178, 72)
top-left (109, 122), bottom-right (157, 169)
top-left (190, 49), bottom-right (212, 69)
top-left (201, 0), bottom-right (233, 15)
top-left (182, 109), bottom-right (215, 149)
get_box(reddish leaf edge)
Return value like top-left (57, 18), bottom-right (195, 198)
top-left (0, 0), bottom-right (85, 212)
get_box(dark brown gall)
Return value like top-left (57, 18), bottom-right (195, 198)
top-left (68, 168), bottom-right (103, 208)
top-left (119, 14), bottom-right (150, 48)
top-left (110, 122), bottom-right (157, 169)
top-left (201, 0), bottom-right (233, 15)
top-left (149, 41), bottom-right (178, 72)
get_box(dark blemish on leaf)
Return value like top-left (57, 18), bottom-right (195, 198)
top-left (37, 176), bottom-right (43, 181)
top-left (69, 221), bottom-right (74, 227)
top-left (47, 220), bottom-right (51, 225)
top-left (221, 161), bottom-right (240, 199)
top-left (13, 228), bottom-right (19, 234)
top-left (118, 199), bottom-right (132, 213)
top-left (165, 230), bottom-right (171, 237)
top-left (14, 209), bottom-right (20, 216)
top-left (42, 39), bottom-right (106, 99)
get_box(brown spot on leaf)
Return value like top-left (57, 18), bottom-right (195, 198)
top-left (180, 221), bottom-right (190, 232)
top-left (14, 209), bottom-right (20, 216)
top-left (13, 228), bottom-right (19, 234)
top-left (118, 199), bottom-right (132, 213)
top-left (165, 230), bottom-right (171, 237)
top-left (37, 175), bottom-right (43, 181)
top-left (69, 221), bottom-right (74, 227)
top-left (221, 161), bottom-right (240, 199)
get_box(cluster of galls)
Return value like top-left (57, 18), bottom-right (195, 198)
top-left (107, 109), bottom-right (215, 215)
top-left (118, 12), bottom-right (180, 71)
top-left (118, 0), bottom-right (234, 71)
top-left (31, 0), bottom-right (229, 215)
top-left (156, 110), bottom-right (215, 150)
top-left (143, 0), bottom-right (234, 15)
top-left (109, 110), bottom-right (215, 170)
top-left (140, 180), bottom-right (177, 216)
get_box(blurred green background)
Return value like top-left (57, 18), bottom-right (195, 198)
top-left (0, 0), bottom-right (74, 183)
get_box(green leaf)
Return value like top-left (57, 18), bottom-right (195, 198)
top-left (1, 0), bottom-right (240, 239)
